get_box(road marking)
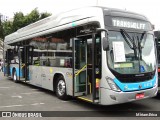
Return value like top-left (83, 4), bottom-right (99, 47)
top-left (0, 103), bottom-right (45, 108)
top-left (11, 95), bottom-right (22, 99)
top-left (31, 103), bottom-right (45, 106)
top-left (61, 101), bottom-right (70, 103)
top-left (0, 105), bottom-right (24, 108)
top-left (61, 100), bottom-right (77, 103)
top-left (20, 92), bottom-right (42, 95)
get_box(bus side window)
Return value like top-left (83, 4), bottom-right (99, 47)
top-left (34, 57), bottom-right (40, 66)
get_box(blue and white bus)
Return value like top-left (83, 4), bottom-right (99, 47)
top-left (4, 6), bottom-right (158, 105)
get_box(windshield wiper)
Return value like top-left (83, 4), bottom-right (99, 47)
top-left (120, 29), bottom-right (138, 59)
top-left (137, 32), bottom-right (147, 60)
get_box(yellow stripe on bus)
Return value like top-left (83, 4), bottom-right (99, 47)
top-left (77, 97), bottom-right (93, 102)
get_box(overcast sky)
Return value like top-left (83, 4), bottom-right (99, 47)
top-left (0, 0), bottom-right (160, 30)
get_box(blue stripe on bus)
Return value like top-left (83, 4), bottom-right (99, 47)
top-left (10, 67), bottom-right (13, 76)
top-left (10, 67), bottom-right (23, 77)
top-left (15, 68), bottom-right (23, 77)
top-left (114, 75), bottom-right (156, 92)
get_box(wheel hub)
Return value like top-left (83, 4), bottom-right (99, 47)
top-left (57, 80), bottom-right (66, 96)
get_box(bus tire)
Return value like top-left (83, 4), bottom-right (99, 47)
top-left (55, 76), bottom-right (68, 100)
top-left (13, 70), bottom-right (18, 83)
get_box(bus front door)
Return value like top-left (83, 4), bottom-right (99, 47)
top-left (73, 34), bottom-right (100, 103)
top-left (73, 38), bottom-right (88, 97)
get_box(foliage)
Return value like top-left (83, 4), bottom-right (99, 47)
top-left (0, 16), bottom-right (4, 40)
top-left (24, 8), bottom-right (40, 26)
top-left (12, 12), bottom-right (24, 32)
top-left (1, 8), bottom-right (51, 38)
top-left (2, 21), bottom-right (13, 37)
top-left (40, 12), bottom-right (52, 19)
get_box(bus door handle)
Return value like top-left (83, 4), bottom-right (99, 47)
top-left (75, 65), bottom-right (87, 76)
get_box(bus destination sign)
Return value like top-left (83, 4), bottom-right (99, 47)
top-left (112, 18), bottom-right (148, 30)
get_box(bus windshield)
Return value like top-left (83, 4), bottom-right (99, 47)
top-left (107, 31), bottom-right (156, 74)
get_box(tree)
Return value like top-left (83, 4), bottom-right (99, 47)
top-left (3, 8), bottom-right (51, 36)
top-left (24, 8), bottom-right (52, 27)
top-left (24, 8), bottom-right (40, 26)
top-left (3, 21), bottom-right (13, 36)
top-left (0, 14), bottom-right (4, 52)
top-left (40, 12), bottom-right (52, 19)
top-left (0, 15), bottom-right (4, 40)
top-left (12, 12), bottom-right (25, 32)
top-left (0, 9), bottom-right (51, 53)
top-left (0, 15), bottom-right (4, 51)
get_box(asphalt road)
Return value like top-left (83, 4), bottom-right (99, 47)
top-left (0, 72), bottom-right (160, 120)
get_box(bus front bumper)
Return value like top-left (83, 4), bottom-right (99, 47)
top-left (100, 86), bottom-right (158, 105)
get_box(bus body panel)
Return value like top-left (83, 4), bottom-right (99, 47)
top-left (9, 64), bottom-right (23, 78)
top-left (4, 6), bottom-right (158, 105)
top-left (100, 47), bottom-right (158, 104)
top-left (100, 85), bottom-right (158, 105)
top-left (29, 66), bottom-right (73, 95)
top-left (5, 7), bottom-right (103, 45)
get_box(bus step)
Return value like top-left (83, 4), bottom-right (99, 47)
top-left (18, 78), bottom-right (25, 81)
top-left (23, 81), bottom-right (30, 83)
top-left (78, 96), bottom-right (93, 103)
top-left (19, 78), bottom-right (29, 81)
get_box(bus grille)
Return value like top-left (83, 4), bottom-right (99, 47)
top-left (118, 75), bottom-right (153, 83)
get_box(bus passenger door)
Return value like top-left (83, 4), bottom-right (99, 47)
top-left (73, 38), bottom-right (87, 96)
top-left (21, 46), bottom-right (33, 81)
top-left (24, 46), bottom-right (33, 81)
top-left (5, 49), bottom-right (14, 76)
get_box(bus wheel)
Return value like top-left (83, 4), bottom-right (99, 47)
top-left (56, 76), bottom-right (68, 100)
top-left (13, 70), bottom-right (18, 83)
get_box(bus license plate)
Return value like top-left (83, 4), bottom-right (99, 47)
top-left (136, 93), bottom-right (144, 99)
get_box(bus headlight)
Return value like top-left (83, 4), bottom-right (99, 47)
top-left (106, 77), bottom-right (121, 92)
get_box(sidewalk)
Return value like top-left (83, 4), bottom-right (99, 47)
top-left (0, 72), bottom-right (4, 79)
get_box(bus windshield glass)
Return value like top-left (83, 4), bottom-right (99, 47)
top-left (107, 31), bottom-right (156, 74)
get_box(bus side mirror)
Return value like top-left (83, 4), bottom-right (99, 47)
top-left (103, 37), bottom-right (109, 51)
